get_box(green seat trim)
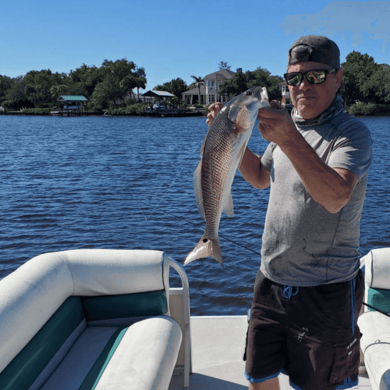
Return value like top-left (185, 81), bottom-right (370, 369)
top-left (0, 297), bottom-right (85, 390)
top-left (79, 327), bottom-right (127, 390)
top-left (81, 290), bottom-right (167, 321)
top-left (368, 287), bottom-right (390, 313)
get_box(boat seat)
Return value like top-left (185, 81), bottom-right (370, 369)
top-left (358, 248), bottom-right (390, 390)
top-left (0, 249), bottom-right (191, 390)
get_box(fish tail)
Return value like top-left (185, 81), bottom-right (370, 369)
top-left (184, 233), bottom-right (224, 266)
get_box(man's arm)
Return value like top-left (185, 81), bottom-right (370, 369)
top-left (239, 148), bottom-right (270, 190)
top-left (258, 106), bottom-right (358, 214)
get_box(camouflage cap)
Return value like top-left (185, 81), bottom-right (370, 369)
top-left (287, 35), bottom-right (340, 69)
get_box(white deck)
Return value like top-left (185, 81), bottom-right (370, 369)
top-left (169, 316), bottom-right (373, 390)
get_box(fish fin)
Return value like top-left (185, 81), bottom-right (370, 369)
top-left (238, 141), bottom-right (247, 165)
top-left (193, 160), bottom-right (206, 220)
top-left (184, 234), bottom-right (224, 266)
top-left (222, 191), bottom-right (234, 217)
top-left (234, 106), bottom-right (251, 134)
top-left (261, 87), bottom-right (270, 105)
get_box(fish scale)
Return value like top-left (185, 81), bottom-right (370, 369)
top-left (184, 86), bottom-right (270, 266)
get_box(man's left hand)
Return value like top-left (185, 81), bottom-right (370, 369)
top-left (257, 101), bottom-right (297, 146)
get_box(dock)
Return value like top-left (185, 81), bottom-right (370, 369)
top-left (140, 109), bottom-right (205, 118)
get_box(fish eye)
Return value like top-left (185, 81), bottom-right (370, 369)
top-left (246, 91), bottom-right (252, 96)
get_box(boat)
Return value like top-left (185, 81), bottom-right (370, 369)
top-left (0, 247), bottom-right (388, 389)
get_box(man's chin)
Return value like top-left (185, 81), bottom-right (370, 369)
top-left (297, 104), bottom-right (319, 120)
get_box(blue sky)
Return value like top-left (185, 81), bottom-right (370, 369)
top-left (1, 0), bottom-right (389, 91)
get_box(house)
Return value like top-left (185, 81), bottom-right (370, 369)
top-left (181, 69), bottom-right (236, 105)
top-left (279, 81), bottom-right (291, 106)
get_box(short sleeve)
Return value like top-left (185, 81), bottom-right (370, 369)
top-left (328, 119), bottom-right (373, 179)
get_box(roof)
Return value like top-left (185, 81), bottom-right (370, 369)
top-left (181, 86), bottom-right (206, 96)
top-left (57, 95), bottom-right (88, 102)
top-left (203, 69), bottom-right (235, 81)
top-left (142, 90), bottom-right (176, 98)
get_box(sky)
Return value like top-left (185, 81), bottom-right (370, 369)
top-left (1, 0), bottom-right (389, 91)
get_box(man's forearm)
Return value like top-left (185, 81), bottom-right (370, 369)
top-left (239, 148), bottom-right (270, 189)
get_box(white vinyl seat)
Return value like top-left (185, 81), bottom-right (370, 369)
top-left (0, 249), bottom-right (191, 390)
top-left (358, 248), bottom-right (390, 390)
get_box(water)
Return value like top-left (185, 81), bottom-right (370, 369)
top-left (1, 115), bottom-right (389, 315)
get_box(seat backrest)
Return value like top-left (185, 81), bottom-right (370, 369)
top-left (0, 249), bottom-right (169, 374)
top-left (363, 248), bottom-right (390, 289)
top-left (361, 248), bottom-right (390, 313)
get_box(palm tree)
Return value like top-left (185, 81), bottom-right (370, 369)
top-left (191, 76), bottom-right (204, 105)
top-left (135, 67), bottom-right (147, 101)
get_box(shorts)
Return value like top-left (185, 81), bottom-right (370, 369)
top-left (244, 269), bottom-right (364, 390)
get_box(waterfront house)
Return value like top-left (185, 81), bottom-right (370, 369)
top-left (279, 81), bottom-right (291, 106)
top-left (181, 69), bottom-right (236, 105)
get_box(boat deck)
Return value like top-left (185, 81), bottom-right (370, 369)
top-left (169, 316), bottom-right (373, 390)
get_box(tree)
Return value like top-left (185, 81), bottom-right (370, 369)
top-left (68, 64), bottom-right (102, 98)
top-left (191, 75), bottom-right (204, 105)
top-left (92, 59), bottom-right (139, 108)
top-left (0, 75), bottom-right (12, 106)
top-left (219, 68), bottom-right (283, 102)
top-left (342, 51), bottom-right (382, 105)
top-left (154, 78), bottom-right (188, 99)
top-left (4, 76), bottom-right (31, 109)
top-left (218, 61), bottom-right (231, 70)
top-left (134, 67), bottom-right (147, 101)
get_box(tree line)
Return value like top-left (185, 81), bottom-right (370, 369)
top-left (0, 51), bottom-right (389, 114)
top-left (0, 59), bottom-right (146, 112)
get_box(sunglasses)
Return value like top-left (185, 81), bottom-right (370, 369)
top-left (284, 69), bottom-right (337, 86)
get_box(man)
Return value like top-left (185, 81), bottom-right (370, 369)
top-left (207, 35), bottom-right (372, 390)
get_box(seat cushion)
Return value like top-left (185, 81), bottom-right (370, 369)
top-left (81, 290), bottom-right (168, 322)
top-left (0, 297), bottom-right (85, 390)
top-left (40, 326), bottom-right (125, 390)
top-left (40, 316), bottom-right (182, 390)
top-left (367, 287), bottom-right (390, 313)
top-left (358, 311), bottom-right (390, 389)
top-left (95, 316), bottom-right (182, 390)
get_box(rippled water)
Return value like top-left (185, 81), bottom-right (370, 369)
top-left (1, 115), bottom-right (389, 315)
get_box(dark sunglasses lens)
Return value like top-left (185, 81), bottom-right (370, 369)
top-left (286, 73), bottom-right (302, 86)
top-left (306, 70), bottom-right (327, 84)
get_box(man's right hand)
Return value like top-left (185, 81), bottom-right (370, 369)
top-left (206, 102), bottom-right (224, 126)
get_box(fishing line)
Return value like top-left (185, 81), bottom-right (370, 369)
top-left (131, 118), bottom-right (260, 257)
top-left (362, 302), bottom-right (390, 317)
top-left (164, 210), bottom-right (260, 256)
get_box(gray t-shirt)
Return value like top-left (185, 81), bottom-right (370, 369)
top-left (260, 109), bottom-right (372, 286)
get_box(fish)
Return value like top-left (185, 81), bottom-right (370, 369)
top-left (184, 86), bottom-right (270, 266)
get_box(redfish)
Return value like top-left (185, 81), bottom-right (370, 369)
top-left (185, 86), bottom-right (269, 266)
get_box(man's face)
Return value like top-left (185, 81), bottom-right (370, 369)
top-left (287, 61), bottom-right (343, 119)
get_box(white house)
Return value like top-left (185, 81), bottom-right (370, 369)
top-left (279, 80), bottom-right (291, 106)
top-left (181, 69), bottom-right (236, 105)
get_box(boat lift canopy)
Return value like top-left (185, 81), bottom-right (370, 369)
top-left (142, 90), bottom-right (176, 99)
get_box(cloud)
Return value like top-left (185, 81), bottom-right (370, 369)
top-left (280, 2), bottom-right (390, 53)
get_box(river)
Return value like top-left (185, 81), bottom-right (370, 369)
top-left (0, 115), bottom-right (389, 315)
